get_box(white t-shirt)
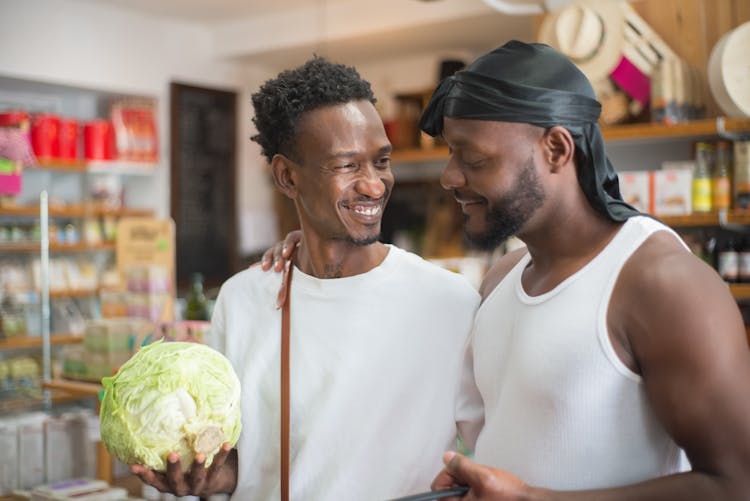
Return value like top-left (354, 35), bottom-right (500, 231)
top-left (211, 245), bottom-right (480, 500)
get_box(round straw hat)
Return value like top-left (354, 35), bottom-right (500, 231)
top-left (538, 0), bottom-right (626, 83)
top-left (708, 20), bottom-right (750, 117)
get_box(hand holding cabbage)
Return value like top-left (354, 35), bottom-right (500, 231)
top-left (100, 340), bottom-right (242, 475)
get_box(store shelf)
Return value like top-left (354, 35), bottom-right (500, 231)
top-left (29, 159), bottom-right (157, 176)
top-left (730, 284), bottom-right (750, 300)
top-left (657, 211), bottom-right (750, 227)
top-left (0, 333), bottom-right (83, 350)
top-left (0, 204), bottom-right (153, 218)
top-left (43, 378), bottom-right (102, 398)
top-left (390, 117), bottom-right (750, 163)
top-left (50, 289), bottom-right (99, 299)
top-left (0, 241), bottom-right (116, 253)
top-left (600, 117), bottom-right (750, 142)
top-left (0, 388), bottom-right (90, 413)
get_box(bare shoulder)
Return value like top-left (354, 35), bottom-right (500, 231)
top-left (479, 247), bottom-right (528, 301)
top-left (618, 229), bottom-right (728, 307)
top-left (612, 228), bottom-right (747, 369)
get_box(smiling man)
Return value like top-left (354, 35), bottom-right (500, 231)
top-left (133, 57), bottom-right (481, 500)
top-left (422, 40), bottom-right (750, 500)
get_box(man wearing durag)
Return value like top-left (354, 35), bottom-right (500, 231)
top-left (426, 41), bottom-right (750, 500)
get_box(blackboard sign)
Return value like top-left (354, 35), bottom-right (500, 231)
top-left (170, 83), bottom-right (238, 288)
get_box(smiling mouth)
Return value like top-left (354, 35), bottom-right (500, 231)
top-left (351, 204), bottom-right (381, 216)
top-left (341, 200), bottom-right (384, 220)
top-left (454, 196), bottom-right (485, 209)
top-left (453, 190), bottom-right (485, 207)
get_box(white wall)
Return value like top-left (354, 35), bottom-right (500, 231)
top-left (0, 0), bottom-right (277, 253)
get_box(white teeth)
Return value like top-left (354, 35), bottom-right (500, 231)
top-left (352, 205), bottom-right (380, 216)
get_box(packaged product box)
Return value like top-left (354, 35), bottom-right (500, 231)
top-left (17, 412), bottom-right (47, 489)
top-left (618, 170), bottom-right (651, 214)
top-left (0, 416), bottom-right (19, 495)
top-left (30, 478), bottom-right (127, 501)
top-left (62, 409), bottom-right (97, 478)
top-left (45, 417), bottom-right (75, 483)
top-left (652, 166), bottom-right (693, 216)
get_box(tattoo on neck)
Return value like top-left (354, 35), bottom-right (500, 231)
top-left (323, 262), bottom-right (344, 278)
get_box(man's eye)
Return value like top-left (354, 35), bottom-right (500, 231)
top-left (336, 163), bottom-right (356, 170)
top-left (375, 157), bottom-right (391, 168)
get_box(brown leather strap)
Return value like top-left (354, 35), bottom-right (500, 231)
top-left (280, 257), bottom-right (294, 501)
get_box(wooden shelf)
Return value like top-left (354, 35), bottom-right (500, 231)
top-left (0, 333), bottom-right (83, 350)
top-left (49, 289), bottom-right (99, 299)
top-left (29, 159), bottom-right (157, 175)
top-left (0, 204), bottom-right (153, 218)
top-left (391, 117), bottom-right (750, 163)
top-left (657, 211), bottom-right (750, 227)
top-left (601, 117), bottom-right (750, 142)
top-left (0, 388), bottom-right (90, 413)
top-left (0, 241), bottom-right (116, 253)
top-left (43, 378), bottom-right (103, 398)
top-left (730, 284), bottom-right (750, 300)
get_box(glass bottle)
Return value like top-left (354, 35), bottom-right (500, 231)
top-left (712, 140), bottom-right (732, 211)
top-left (185, 272), bottom-right (209, 321)
top-left (738, 237), bottom-right (750, 284)
top-left (717, 236), bottom-right (739, 283)
top-left (692, 142), bottom-right (714, 213)
top-left (734, 141), bottom-right (750, 211)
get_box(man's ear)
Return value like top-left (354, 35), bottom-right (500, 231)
top-left (270, 154), bottom-right (298, 199)
top-left (541, 126), bottom-right (575, 173)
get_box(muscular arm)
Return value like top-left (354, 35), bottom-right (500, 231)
top-left (603, 231), bottom-right (750, 499)
top-left (435, 232), bottom-right (750, 500)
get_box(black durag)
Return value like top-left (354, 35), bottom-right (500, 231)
top-left (420, 40), bottom-right (640, 222)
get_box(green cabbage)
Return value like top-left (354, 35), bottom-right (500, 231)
top-left (100, 340), bottom-right (241, 472)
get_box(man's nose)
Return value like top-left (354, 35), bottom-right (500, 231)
top-left (356, 164), bottom-right (387, 199)
top-left (440, 157), bottom-right (465, 191)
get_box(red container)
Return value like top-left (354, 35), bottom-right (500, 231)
top-left (0, 110), bottom-right (30, 133)
top-left (58, 118), bottom-right (79, 161)
top-left (84, 120), bottom-right (115, 160)
top-left (31, 113), bottom-right (61, 161)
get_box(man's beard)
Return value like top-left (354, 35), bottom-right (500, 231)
top-left (464, 156), bottom-right (545, 251)
top-left (348, 234), bottom-right (380, 246)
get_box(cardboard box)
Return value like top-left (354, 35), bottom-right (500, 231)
top-left (619, 170), bottom-right (651, 214)
top-left (652, 168), bottom-right (693, 216)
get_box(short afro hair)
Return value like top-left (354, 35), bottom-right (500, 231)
top-left (251, 56), bottom-right (377, 163)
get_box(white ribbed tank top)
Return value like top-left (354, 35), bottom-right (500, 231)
top-left (472, 216), bottom-right (688, 489)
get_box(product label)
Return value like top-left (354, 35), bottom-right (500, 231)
top-left (739, 252), bottom-right (750, 281)
top-left (718, 251), bottom-right (739, 281)
top-left (712, 177), bottom-right (730, 210)
top-left (691, 178), bottom-right (712, 212)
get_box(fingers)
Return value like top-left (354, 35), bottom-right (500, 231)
top-left (189, 453), bottom-right (207, 496)
top-left (131, 464), bottom-right (171, 493)
top-left (282, 231), bottom-right (302, 258)
top-left (206, 442), bottom-right (233, 487)
top-left (431, 467), bottom-right (460, 491)
top-left (166, 453), bottom-right (188, 497)
top-left (443, 451), bottom-right (484, 491)
top-left (276, 259), bottom-right (291, 309)
top-left (273, 243), bottom-right (287, 272)
top-left (260, 247), bottom-right (275, 271)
